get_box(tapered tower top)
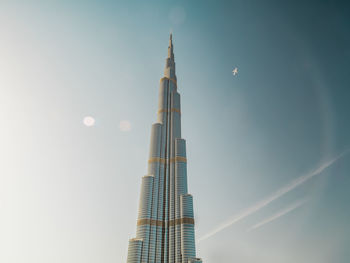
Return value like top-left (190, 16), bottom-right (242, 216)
top-left (168, 33), bottom-right (174, 60)
top-left (165, 33), bottom-right (176, 80)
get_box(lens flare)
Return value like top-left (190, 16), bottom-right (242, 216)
top-left (83, 116), bottom-right (95, 127)
top-left (119, 120), bottom-right (131, 132)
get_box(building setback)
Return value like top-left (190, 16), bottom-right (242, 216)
top-left (126, 35), bottom-right (202, 263)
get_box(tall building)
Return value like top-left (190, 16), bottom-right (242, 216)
top-left (126, 35), bottom-right (202, 263)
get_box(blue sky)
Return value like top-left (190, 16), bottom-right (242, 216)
top-left (0, 0), bottom-right (349, 262)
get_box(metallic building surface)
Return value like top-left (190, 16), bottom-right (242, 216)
top-left (188, 259), bottom-right (202, 263)
top-left (127, 239), bottom-right (143, 263)
top-left (126, 35), bottom-right (202, 263)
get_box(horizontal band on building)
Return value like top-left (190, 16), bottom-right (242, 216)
top-left (137, 217), bottom-right (194, 227)
top-left (160, 76), bottom-right (177, 85)
top-left (148, 156), bottom-right (187, 164)
top-left (157, 108), bottom-right (181, 114)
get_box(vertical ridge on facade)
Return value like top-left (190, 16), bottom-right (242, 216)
top-left (126, 34), bottom-right (202, 263)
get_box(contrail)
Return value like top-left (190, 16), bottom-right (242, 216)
top-left (198, 150), bottom-right (349, 242)
top-left (247, 199), bottom-right (307, 232)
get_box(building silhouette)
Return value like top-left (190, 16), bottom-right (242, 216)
top-left (127, 34), bottom-right (202, 263)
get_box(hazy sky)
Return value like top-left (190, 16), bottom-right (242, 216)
top-left (1, 1), bottom-right (350, 263)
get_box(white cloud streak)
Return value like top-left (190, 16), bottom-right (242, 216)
top-left (198, 150), bottom-right (349, 242)
top-left (247, 198), bottom-right (307, 232)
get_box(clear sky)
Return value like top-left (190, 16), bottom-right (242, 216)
top-left (1, 0), bottom-right (350, 262)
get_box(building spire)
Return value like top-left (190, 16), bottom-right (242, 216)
top-left (165, 33), bottom-right (176, 80)
top-left (168, 33), bottom-right (174, 60)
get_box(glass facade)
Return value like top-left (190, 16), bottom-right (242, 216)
top-left (126, 35), bottom-right (202, 263)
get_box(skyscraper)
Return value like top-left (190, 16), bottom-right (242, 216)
top-left (126, 35), bottom-right (202, 263)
